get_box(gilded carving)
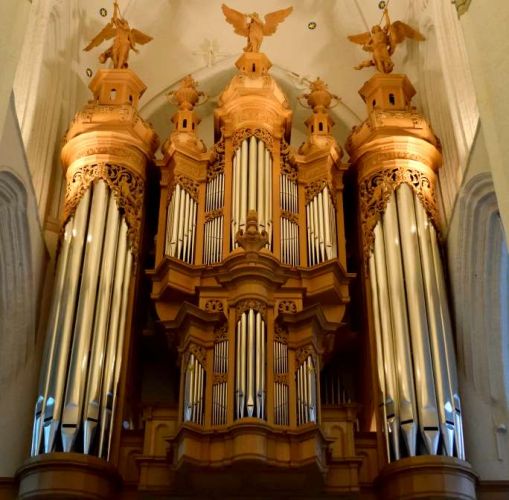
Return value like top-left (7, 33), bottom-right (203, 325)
top-left (274, 324), bottom-right (288, 343)
top-left (64, 162), bottom-right (144, 256)
top-left (236, 299), bottom-right (267, 319)
top-left (213, 373), bottom-right (228, 384)
top-left (277, 300), bottom-right (297, 314)
top-left (296, 346), bottom-right (315, 366)
top-left (280, 139), bottom-right (297, 181)
top-left (232, 127), bottom-right (274, 152)
top-left (205, 209), bottom-right (224, 222)
top-left (188, 343), bottom-right (206, 365)
top-left (280, 211), bottom-right (298, 224)
top-left (168, 174), bottom-right (199, 203)
top-left (235, 210), bottom-right (269, 252)
top-left (305, 179), bottom-right (331, 204)
top-left (208, 136), bottom-right (225, 181)
top-left (359, 166), bottom-right (441, 259)
top-left (274, 374), bottom-right (288, 385)
top-left (205, 300), bottom-right (224, 313)
top-left (213, 323), bottom-right (229, 341)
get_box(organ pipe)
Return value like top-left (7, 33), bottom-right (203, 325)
top-left (183, 353), bottom-right (205, 425)
top-left (296, 355), bottom-right (317, 425)
top-left (235, 310), bottom-right (266, 420)
top-left (231, 137), bottom-right (272, 251)
top-left (166, 184), bottom-right (198, 264)
top-left (369, 184), bottom-right (465, 461)
top-left (306, 187), bottom-right (337, 266)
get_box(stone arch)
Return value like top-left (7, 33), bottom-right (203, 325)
top-left (451, 172), bottom-right (508, 405)
top-left (0, 170), bottom-right (34, 385)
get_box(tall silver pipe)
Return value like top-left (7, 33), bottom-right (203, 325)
top-left (429, 219), bottom-right (465, 459)
top-left (190, 200), bottom-right (197, 264)
top-left (373, 223), bottom-right (402, 459)
top-left (323, 187), bottom-right (332, 260)
top-left (396, 185), bottom-right (440, 455)
top-left (382, 196), bottom-right (420, 457)
top-left (267, 152), bottom-right (272, 248)
top-left (232, 154), bottom-right (238, 247)
top-left (31, 218), bottom-right (74, 456)
top-left (83, 192), bottom-right (121, 454)
top-left (240, 140), bottom-right (248, 233)
top-left (97, 220), bottom-right (128, 458)
top-left (258, 140), bottom-right (265, 228)
top-left (239, 313), bottom-right (247, 418)
top-left (247, 309), bottom-right (255, 417)
top-left (317, 190), bottom-right (326, 262)
top-left (414, 195), bottom-right (455, 456)
top-left (165, 193), bottom-right (175, 255)
top-left (248, 137), bottom-right (257, 211)
top-left (43, 188), bottom-right (92, 454)
top-left (169, 185), bottom-right (181, 257)
top-left (312, 196), bottom-right (320, 263)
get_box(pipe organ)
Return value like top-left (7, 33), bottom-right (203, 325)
top-left (29, 70), bottom-right (157, 461)
top-left (18, 6), bottom-right (477, 500)
top-left (346, 73), bottom-right (465, 465)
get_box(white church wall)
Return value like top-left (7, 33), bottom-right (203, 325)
top-left (0, 95), bottom-right (48, 476)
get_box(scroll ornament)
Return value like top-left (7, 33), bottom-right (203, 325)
top-left (236, 299), bottom-right (267, 319)
top-left (64, 162), bottom-right (144, 257)
top-left (232, 127), bottom-right (274, 152)
top-left (360, 166), bottom-right (442, 261)
top-left (167, 174), bottom-right (200, 204)
top-left (207, 136), bottom-right (225, 181)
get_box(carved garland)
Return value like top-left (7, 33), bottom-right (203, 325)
top-left (359, 166), bottom-right (442, 263)
top-left (232, 127), bottom-right (274, 152)
top-left (236, 299), bottom-right (267, 320)
top-left (64, 163), bottom-right (144, 258)
top-left (207, 136), bottom-right (225, 181)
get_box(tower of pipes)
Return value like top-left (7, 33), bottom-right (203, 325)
top-left (345, 59), bottom-right (476, 500)
top-left (147, 24), bottom-right (360, 494)
top-left (18, 29), bottom-right (158, 500)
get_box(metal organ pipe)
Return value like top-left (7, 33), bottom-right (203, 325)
top-left (297, 355), bottom-right (317, 425)
top-left (368, 183), bottom-right (465, 461)
top-left (231, 137), bottom-right (272, 251)
top-left (306, 187), bottom-right (337, 265)
top-left (235, 310), bottom-right (266, 420)
top-left (273, 339), bottom-right (289, 425)
top-left (183, 353), bottom-right (205, 425)
top-left (165, 184), bottom-right (198, 264)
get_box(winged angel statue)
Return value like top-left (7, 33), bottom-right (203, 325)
top-left (84, 1), bottom-right (152, 69)
top-left (222, 4), bottom-right (293, 53)
top-left (348, 9), bottom-right (425, 73)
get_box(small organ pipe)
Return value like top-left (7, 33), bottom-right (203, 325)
top-left (247, 309), bottom-right (255, 416)
top-left (248, 137), bottom-right (257, 211)
top-left (240, 140), bottom-right (248, 232)
top-left (258, 140), bottom-right (265, 228)
top-left (170, 185), bottom-right (181, 257)
top-left (323, 187), bottom-right (332, 260)
top-left (317, 190), bottom-right (326, 262)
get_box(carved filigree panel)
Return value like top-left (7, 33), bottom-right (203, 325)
top-left (208, 136), bottom-right (225, 181)
top-left (64, 162), bottom-right (144, 257)
top-left (213, 323), bottom-right (229, 341)
top-left (280, 139), bottom-right (297, 181)
top-left (277, 301), bottom-right (297, 314)
top-left (232, 128), bottom-right (274, 152)
top-left (359, 166), bottom-right (442, 259)
top-left (205, 300), bottom-right (224, 314)
top-left (187, 343), bottom-right (206, 365)
top-left (167, 174), bottom-right (200, 203)
top-left (236, 299), bottom-right (267, 320)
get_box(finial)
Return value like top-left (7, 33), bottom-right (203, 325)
top-left (347, 7), bottom-right (425, 73)
top-left (235, 210), bottom-right (269, 252)
top-left (298, 78), bottom-right (340, 113)
top-left (84, 0), bottom-right (153, 69)
top-left (221, 4), bottom-right (293, 53)
top-left (167, 75), bottom-right (206, 111)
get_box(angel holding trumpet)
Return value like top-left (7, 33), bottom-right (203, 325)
top-left (84, 1), bottom-right (152, 69)
top-left (348, 8), bottom-right (425, 74)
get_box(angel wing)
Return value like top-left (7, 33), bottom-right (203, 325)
top-left (130, 29), bottom-right (153, 46)
top-left (84, 22), bottom-right (116, 51)
top-left (347, 32), bottom-right (371, 46)
top-left (222, 4), bottom-right (249, 36)
top-left (263, 7), bottom-right (293, 36)
top-left (389, 21), bottom-right (425, 45)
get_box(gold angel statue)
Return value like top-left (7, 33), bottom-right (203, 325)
top-left (348, 8), bottom-right (425, 74)
top-left (221, 4), bottom-right (293, 53)
top-left (84, 1), bottom-right (152, 69)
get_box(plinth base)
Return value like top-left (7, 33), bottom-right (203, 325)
top-left (17, 452), bottom-right (121, 499)
top-left (376, 455), bottom-right (477, 499)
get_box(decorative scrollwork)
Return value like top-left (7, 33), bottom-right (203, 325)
top-left (206, 300), bottom-right (224, 313)
top-left (236, 299), bottom-right (266, 319)
top-left (213, 373), bottom-right (228, 384)
top-left (278, 300), bottom-right (297, 314)
top-left (305, 179), bottom-right (327, 204)
top-left (359, 166), bottom-right (441, 262)
top-left (208, 136), bottom-right (225, 181)
top-left (274, 324), bottom-right (288, 343)
top-left (232, 127), bottom-right (274, 152)
top-left (296, 345), bottom-right (315, 366)
top-left (205, 209), bottom-right (223, 222)
top-left (64, 162), bottom-right (144, 257)
top-left (274, 374), bottom-right (288, 385)
top-left (214, 323), bottom-right (229, 341)
top-left (280, 139), bottom-right (297, 181)
top-left (175, 174), bottom-right (199, 202)
top-left (188, 343), bottom-right (206, 365)
top-left (280, 211), bottom-right (298, 224)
